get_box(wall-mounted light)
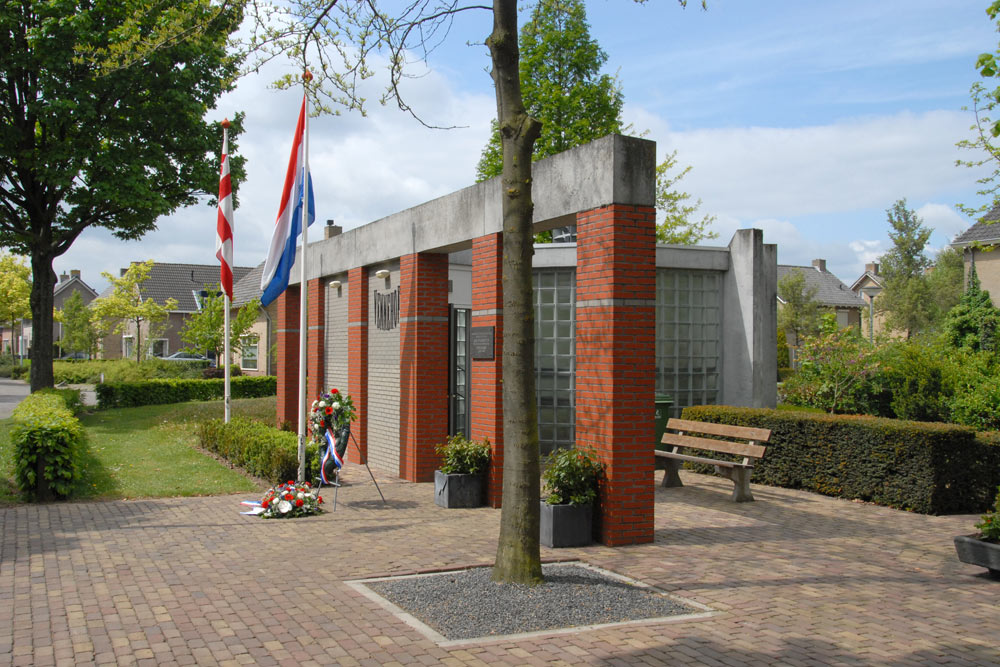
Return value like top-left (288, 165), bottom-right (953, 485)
top-left (374, 269), bottom-right (390, 280)
top-left (330, 280), bottom-right (342, 289)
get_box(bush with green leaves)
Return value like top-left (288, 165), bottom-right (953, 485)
top-left (976, 486), bottom-right (1000, 542)
top-left (10, 391), bottom-right (85, 501)
top-left (50, 359), bottom-right (208, 384)
top-left (196, 417), bottom-right (317, 483)
top-left (435, 434), bottom-right (491, 475)
top-left (779, 327), bottom-right (880, 414)
top-left (542, 447), bottom-right (604, 506)
top-left (96, 376), bottom-right (276, 409)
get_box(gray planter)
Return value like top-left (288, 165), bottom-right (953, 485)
top-left (540, 501), bottom-right (593, 548)
top-left (954, 534), bottom-right (1000, 579)
top-left (434, 470), bottom-right (484, 508)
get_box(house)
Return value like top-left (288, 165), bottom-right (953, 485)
top-left (272, 134), bottom-right (777, 546)
top-left (97, 262), bottom-right (254, 360)
top-left (0, 269), bottom-right (97, 358)
top-left (230, 262), bottom-right (275, 376)
top-left (850, 262), bottom-right (885, 342)
top-left (778, 258), bottom-right (866, 332)
top-left (950, 207), bottom-right (1000, 307)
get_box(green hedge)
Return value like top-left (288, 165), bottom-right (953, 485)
top-left (680, 405), bottom-right (1000, 514)
top-left (10, 391), bottom-right (85, 501)
top-left (96, 376), bottom-right (277, 409)
top-left (196, 417), bottom-right (317, 483)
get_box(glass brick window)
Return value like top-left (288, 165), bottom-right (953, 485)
top-left (656, 269), bottom-right (722, 417)
top-left (534, 268), bottom-right (575, 455)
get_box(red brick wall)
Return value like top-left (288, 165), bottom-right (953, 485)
top-left (575, 204), bottom-right (656, 546)
top-left (470, 233), bottom-right (505, 507)
top-left (276, 286), bottom-right (300, 430)
top-left (398, 252), bottom-right (449, 482)
top-left (348, 267), bottom-right (369, 460)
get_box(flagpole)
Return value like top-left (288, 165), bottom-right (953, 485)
top-left (297, 72), bottom-right (312, 482)
top-left (219, 119), bottom-right (233, 424)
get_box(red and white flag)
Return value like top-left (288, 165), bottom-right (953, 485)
top-left (216, 120), bottom-right (234, 300)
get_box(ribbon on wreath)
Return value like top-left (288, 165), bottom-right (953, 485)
top-left (321, 427), bottom-right (344, 484)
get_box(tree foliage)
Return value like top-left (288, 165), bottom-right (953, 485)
top-left (877, 199), bottom-right (935, 338)
top-left (655, 150), bottom-right (718, 244)
top-left (942, 262), bottom-right (1000, 352)
top-left (0, 0), bottom-right (245, 390)
top-left (475, 0), bottom-right (624, 181)
top-left (778, 269), bottom-right (821, 349)
top-left (91, 261), bottom-right (177, 363)
top-left (0, 254), bottom-right (32, 357)
top-left (58, 291), bottom-right (98, 359)
top-left (180, 291), bottom-right (261, 364)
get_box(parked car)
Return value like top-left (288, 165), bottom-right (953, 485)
top-left (162, 351), bottom-right (208, 362)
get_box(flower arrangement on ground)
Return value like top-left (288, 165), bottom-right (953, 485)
top-left (260, 480), bottom-right (323, 518)
top-left (542, 447), bottom-right (604, 506)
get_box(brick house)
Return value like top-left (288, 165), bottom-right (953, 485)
top-left (951, 207), bottom-right (1000, 306)
top-left (0, 269), bottom-right (98, 358)
top-left (274, 134), bottom-right (777, 547)
top-left (97, 262), bottom-right (254, 360)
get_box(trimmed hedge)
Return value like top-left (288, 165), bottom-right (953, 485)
top-left (96, 376), bottom-right (277, 409)
top-left (196, 417), bottom-right (317, 483)
top-left (680, 405), bottom-right (1000, 514)
top-left (10, 391), bottom-right (85, 501)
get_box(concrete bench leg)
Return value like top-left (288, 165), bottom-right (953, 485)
top-left (661, 459), bottom-right (683, 488)
top-left (715, 465), bottom-right (754, 502)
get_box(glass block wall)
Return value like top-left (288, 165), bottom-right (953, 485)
top-left (534, 268), bottom-right (576, 455)
top-left (655, 269), bottom-right (723, 417)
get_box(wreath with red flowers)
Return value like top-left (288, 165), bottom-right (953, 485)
top-left (309, 388), bottom-right (356, 447)
top-left (260, 481), bottom-right (323, 518)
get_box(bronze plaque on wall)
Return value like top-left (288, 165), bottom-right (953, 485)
top-left (470, 326), bottom-right (495, 360)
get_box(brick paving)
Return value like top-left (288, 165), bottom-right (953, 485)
top-left (1, 468), bottom-right (997, 666)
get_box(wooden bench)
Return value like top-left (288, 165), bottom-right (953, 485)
top-left (656, 418), bottom-right (772, 502)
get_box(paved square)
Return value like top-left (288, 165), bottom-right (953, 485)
top-left (1, 469), bottom-right (997, 665)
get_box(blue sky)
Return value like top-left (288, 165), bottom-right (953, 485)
top-left (58, 0), bottom-right (999, 292)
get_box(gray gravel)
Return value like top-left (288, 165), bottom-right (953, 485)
top-left (365, 563), bottom-right (696, 640)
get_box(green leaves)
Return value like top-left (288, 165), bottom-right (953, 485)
top-left (436, 434), bottom-right (491, 476)
top-left (11, 391), bottom-right (85, 501)
top-left (541, 447), bottom-right (603, 506)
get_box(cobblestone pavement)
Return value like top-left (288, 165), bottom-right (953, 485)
top-left (1, 468), bottom-right (997, 666)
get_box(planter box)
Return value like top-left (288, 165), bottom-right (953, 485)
top-left (540, 502), bottom-right (592, 548)
top-left (434, 470), bottom-right (484, 508)
top-left (954, 534), bottom-right (1000, 579)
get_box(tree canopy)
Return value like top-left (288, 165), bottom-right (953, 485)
top-left (778, 269), bottom-right (821, 349)
top-left (877, 199), bottom-right (935, 338)
top-left (180, 291), bottom-right (261, 364)
top-left (0, 0), bottom-right (245, 390)
top-left (58, 291), bottom-right (98, 359)
top-left (942, 262), bottom-right (1000, 352)
top-left (0, 254), bottom-right (32, 357)
top-left (91, 261), bottom-right (177, 363)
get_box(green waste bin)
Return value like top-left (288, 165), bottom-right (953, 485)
top-left (654, 393), bottom-right (674, 451)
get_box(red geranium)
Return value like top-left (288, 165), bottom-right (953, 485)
top-left (317, 496), bottom-right (323, 504)
top-left (295, 498), bottom-right (304, 507)
top-left (325, 406), bottom-right (333, 415)
top-left (284, 493), bottom-right (293, 501)
top-left (332, 388), bottom-right (339, 394)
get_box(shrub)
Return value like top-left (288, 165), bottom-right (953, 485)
top-left (949, 380), bottom-right (1000, 431)
top-left (975, 486), bottom-right (1000, 542)
top-left (51, 359), bottom-right (208, 384)
top-left (10, 392), bottom-right (85, 501)
top-left (435, 434), bottom-right (490, 475)
top-left (779, 327), bottom-right (879, 414)
top-left (202, 365), bottom-right (243, 379)
top-left (96, 376), bottom-right (276, 409)
top-left (196, 417), bottom-right (317, 483)
top-left (681, 405), bottom-right (1000, 514)
top-left (542, 447), bottom-right (603, 506)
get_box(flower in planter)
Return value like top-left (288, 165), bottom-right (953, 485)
top-left (259, 481), bottom-right (323, 518)
top-left (435, 434), bottom-right (491, 475)
top-left (542, 447), bottom-right (604, 506)
top-left (975, 486), bottom-right (1000, 542)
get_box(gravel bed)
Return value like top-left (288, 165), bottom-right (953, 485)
top-left (364, 563), bottom-right (696, 640)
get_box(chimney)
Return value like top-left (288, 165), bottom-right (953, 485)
top-left (865, 262), bottom-right (879, 276)
top-left (59, 272), bottom-right (69, 283)
top-left (812, 259), bottom-right (827, 272)
top-left (120, 268), bottom-right (127, 277)
top-left (70, 269), bottom-right (80, 279)
top-left (325, 219), bottom-right (342, 239)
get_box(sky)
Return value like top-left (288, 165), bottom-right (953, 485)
top-left (55, 0), bottom-right (1000, 294)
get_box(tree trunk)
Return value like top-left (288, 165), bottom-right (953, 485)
top-left (489, 0), bottom-right (544, 586)
top-left (28, 252), bottom-right (57, 392)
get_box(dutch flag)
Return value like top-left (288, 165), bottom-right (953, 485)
top-left (260, 94), bottom-right (316, 307)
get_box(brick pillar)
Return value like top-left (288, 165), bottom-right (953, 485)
top-left (470, 233), bottom-right (505, 507)
top-left (276, 286), bottom-right (301, 430)
top-left (347, 267), bottom-right (369, 460)
top-left (398, 252), bottom-right (449, 482)
top-left (306, 277), bottom-right (326, 402)
top-left (575, 204), bottom-right (656, 546)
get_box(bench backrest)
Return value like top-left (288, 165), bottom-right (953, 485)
top-left (662, 418), bottom-right (771, 460)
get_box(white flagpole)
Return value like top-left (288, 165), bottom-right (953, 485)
top-left (297, 73), bottom-right (312, 482)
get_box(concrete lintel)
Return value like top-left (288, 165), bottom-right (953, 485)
top-left (656, 245), bottom-right (730, 271)
top-left (292, 134), bottom-right (656, 283)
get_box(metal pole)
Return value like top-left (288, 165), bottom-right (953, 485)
top-left (296, 78), bottom-right (312, 483)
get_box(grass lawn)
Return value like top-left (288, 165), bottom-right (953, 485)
top-left (0, 396), bottom-right (277, 504)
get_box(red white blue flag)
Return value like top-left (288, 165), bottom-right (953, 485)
top-left (260, 94), bottom-right (315, 307)
top-left (216, 120), bottom-right (234, 300)
top-left (322, 428), bottom-right (343, 484)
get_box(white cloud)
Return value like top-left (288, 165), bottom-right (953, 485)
top-left (915, 202), bottom-right (969, 242)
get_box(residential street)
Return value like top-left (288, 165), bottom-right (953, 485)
top-left (0, 377), bottom-right (29, 420)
